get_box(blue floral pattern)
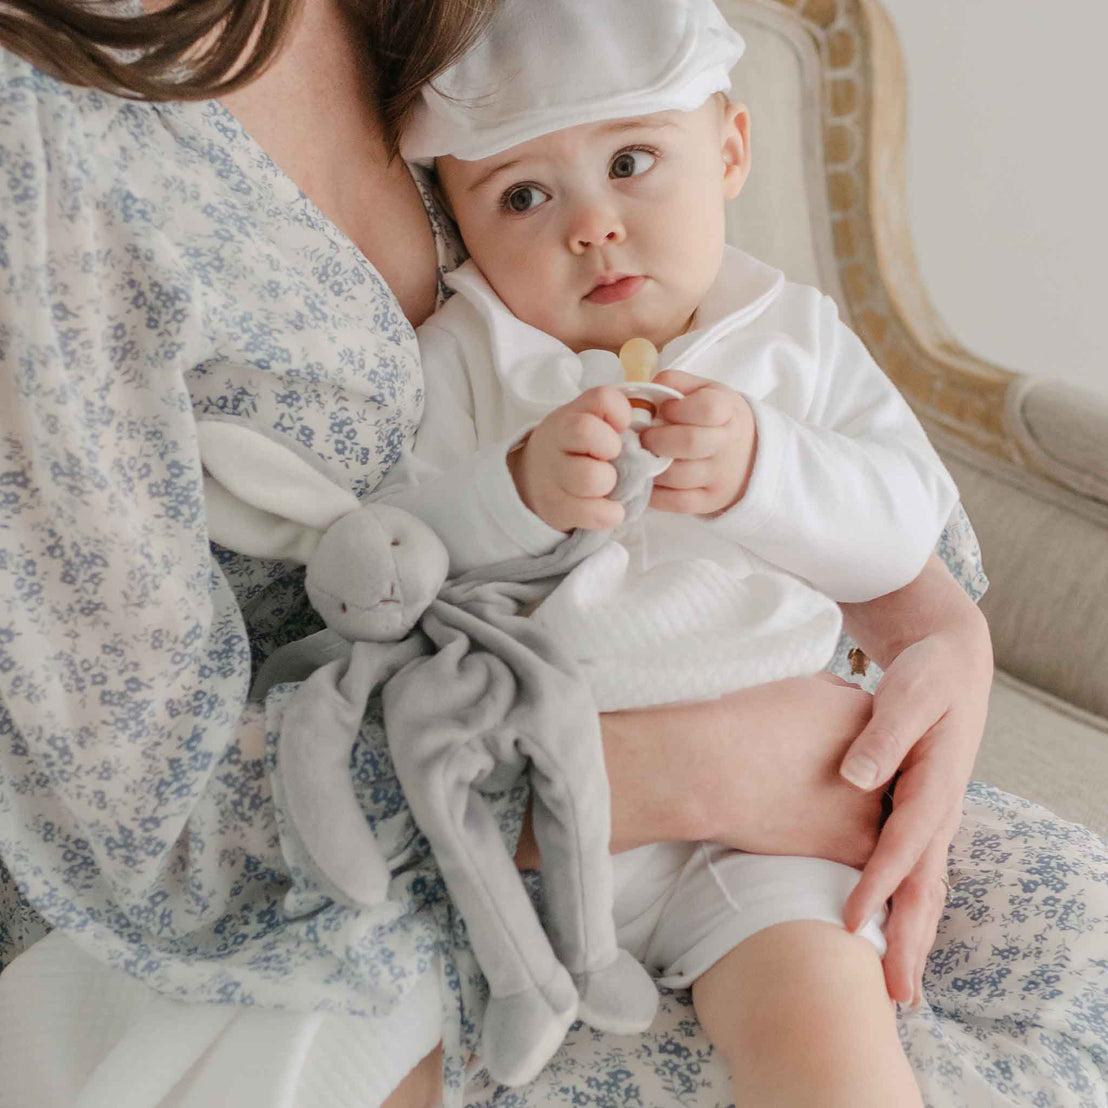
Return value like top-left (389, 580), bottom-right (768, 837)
top-left (0, 47), bottom-right (1105, 1108)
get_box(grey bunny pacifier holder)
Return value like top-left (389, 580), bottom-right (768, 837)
top-left (199, 417), bottom-right (663, 1087)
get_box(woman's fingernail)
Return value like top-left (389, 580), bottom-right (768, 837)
top-left (841, 754), bottom-right (878, 790)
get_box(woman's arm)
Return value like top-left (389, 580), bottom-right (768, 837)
top-left (517, 553), bottom-right (991, 1005)
top-left (838, 553), bottom-right (993, 1003)
top-left (515, 672), bottom-right (887, 870)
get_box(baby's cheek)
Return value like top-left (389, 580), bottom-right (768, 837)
top-left (501, 285), bottom-right (566, 339)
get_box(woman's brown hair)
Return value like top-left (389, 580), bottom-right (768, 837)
top-left (0, 0), bottom-right (496, 152)
top-left (344, 0), bottom-right (496, 156)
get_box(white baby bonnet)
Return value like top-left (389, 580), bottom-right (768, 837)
top-left (402, 0), bottom-right (746, 164)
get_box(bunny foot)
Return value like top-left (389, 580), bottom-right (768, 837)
top-left (480, 966), bottom-right (578, 1087)
top-left (574, 949), bottom-right (658, 1034)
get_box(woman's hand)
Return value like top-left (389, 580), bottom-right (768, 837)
top-left (837, 557), bottom-right (993, 1004)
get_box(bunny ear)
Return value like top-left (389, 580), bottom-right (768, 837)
top-left (198, 420), bottom-right (360, 563)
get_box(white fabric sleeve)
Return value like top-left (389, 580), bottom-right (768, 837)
top-left (373, 322), bottom-right (565, 575)
top-left (711, 296), bottom-right (958, 601)
top-left (0, 102), bottom-right (273, 944)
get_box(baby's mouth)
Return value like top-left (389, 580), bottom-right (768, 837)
top-left (585, 274), bottom-right (647, 305)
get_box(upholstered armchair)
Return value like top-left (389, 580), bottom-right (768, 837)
top-left (724, 0), bottom-right (1108, 836)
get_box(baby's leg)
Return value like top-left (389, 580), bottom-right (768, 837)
top-left (693, 920), bottom-right (922, 1107)
top-left (625, 848), bottom-right (921, 1106)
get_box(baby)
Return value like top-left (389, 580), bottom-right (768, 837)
top-left (382, 0), bottom-right (956, 1101)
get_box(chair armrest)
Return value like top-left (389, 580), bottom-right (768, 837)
top-left (1007, 377), bottom-right (1108, 504)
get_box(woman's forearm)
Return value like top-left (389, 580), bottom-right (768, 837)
top-left (600, 696), bottom-right (737, 853)
top-left (515, 696), bottom-right (724, 867)
top-left (601, 558), bottom-right (993, 858)
top-left (839, 554), bottom-right (992, 674)
top-left (516, 675), bottom-right (885, 870)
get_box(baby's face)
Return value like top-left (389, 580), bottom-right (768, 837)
top-left (436, 99), bottom-right (749, 354)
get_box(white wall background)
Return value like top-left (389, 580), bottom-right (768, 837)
top-left (878, 0), bottom-right (1108, 396)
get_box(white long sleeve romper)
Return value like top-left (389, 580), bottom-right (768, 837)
top-left (379, 244), bottom-right (959, 983)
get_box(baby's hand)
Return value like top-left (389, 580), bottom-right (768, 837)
top-left (641, 369), bottom-right (757, 516)
top-left (508, 386), bottom-right (632, 532)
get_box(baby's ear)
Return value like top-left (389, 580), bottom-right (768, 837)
top-left (721, 100), bottom-right (751, 201)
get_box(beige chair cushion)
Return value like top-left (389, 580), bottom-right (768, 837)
top-left (975, 669), bottom-right (1108, 837)
top-left (935, 432), bottom-right (1108, 720)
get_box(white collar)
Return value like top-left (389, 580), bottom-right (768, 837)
top-left (662, 245), bottom-right (785, 368)
top-left (443, 245), bottom-right (785, 412)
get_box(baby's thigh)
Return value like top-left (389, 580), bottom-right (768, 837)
top-left (617, 845), bottom-right (886, 988)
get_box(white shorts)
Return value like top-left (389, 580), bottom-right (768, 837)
top-left (612, 842), bottom-right (887, 988)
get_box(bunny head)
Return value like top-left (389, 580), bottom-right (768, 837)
top-left (197, 419), bottom-right (447, 643)
top-left (306, 503), bottom-right (447, 641)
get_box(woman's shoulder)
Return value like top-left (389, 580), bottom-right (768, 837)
top-left (0, 46), bottom-right (133, 145)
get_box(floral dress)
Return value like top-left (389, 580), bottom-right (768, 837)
top-left (0, 48), bottom-right (509, 1100)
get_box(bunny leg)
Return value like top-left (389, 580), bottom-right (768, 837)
top-left (391, 737), bottom-right (577, 1088)
top-left (525, 729), bottom-right (658, 1035)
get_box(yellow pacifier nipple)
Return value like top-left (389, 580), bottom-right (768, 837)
top-left (618, 337), bottom-right (659, 383)
top-left (619, 338), bottom-right (661, 425)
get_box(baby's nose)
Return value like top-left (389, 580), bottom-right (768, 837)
top-left (569, 207), bottom-right (626, 254)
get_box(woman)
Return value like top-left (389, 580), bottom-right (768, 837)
top-left (0, 3), bottom-right (1102, 1107)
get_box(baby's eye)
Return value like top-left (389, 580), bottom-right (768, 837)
top-left (609, 149), bottom-right (657, 179)
top-left (501, 184), bottom-right (550, 214)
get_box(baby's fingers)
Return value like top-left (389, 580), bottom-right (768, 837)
top-left (657, 384), bottom-right (736, 429)
top-left (554, 410), bottom-right (625, 461)
top-left (651, 458), bottom-right (716, 490)
top-left (651, 368), bottom-right (715, 396)
top-left (553, 453), bottom-right (619, 499)
top-left (640, 421), bottom-right (725, 461)
top-left (565, 495), bottom-right (625, 531)
top-left (567, 385), bottom-right (633, 433)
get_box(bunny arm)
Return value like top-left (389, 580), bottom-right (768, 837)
top-left (275, 636), bottom-right (425, 909)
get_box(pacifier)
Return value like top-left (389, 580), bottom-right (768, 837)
top-left (615, 338), bottom-right (682, 428)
